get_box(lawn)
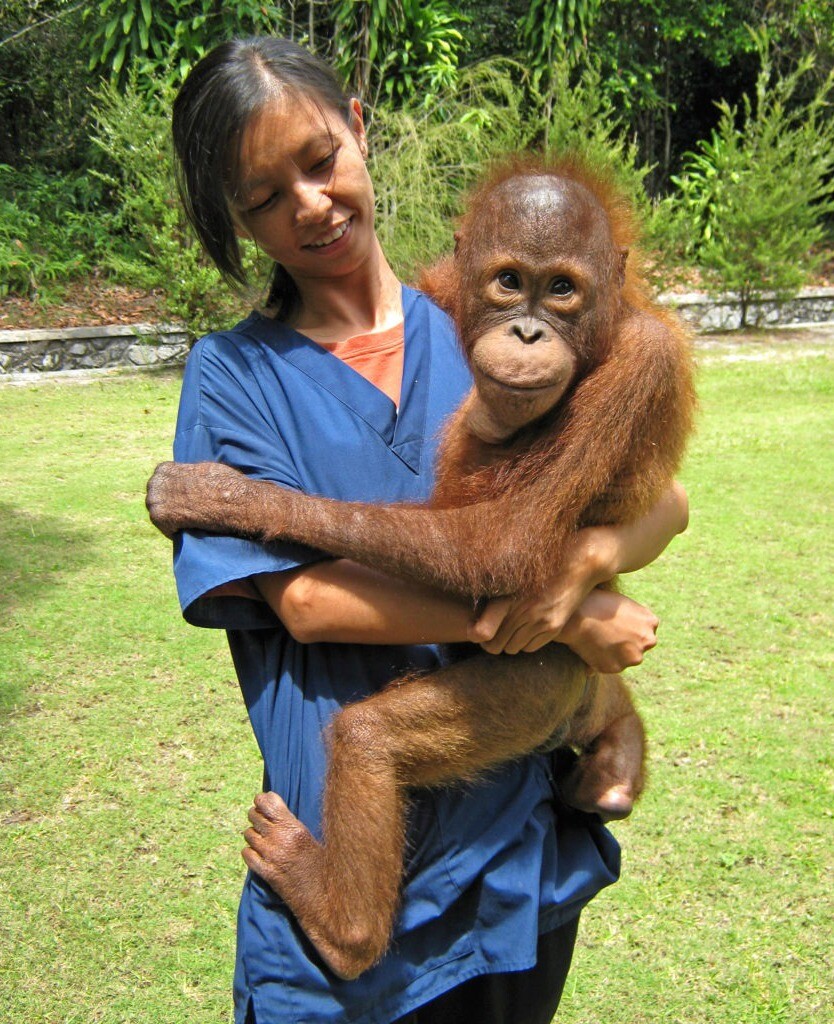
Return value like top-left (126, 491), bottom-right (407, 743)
top-left (1, 339), bottom-right (832, 1023)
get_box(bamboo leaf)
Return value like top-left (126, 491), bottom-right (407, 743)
top-left (112, 39), bottom-right (129, 74)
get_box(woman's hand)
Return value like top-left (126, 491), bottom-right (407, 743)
top-left (470, 583), bottom-right (659, 675)
top-left (467, 526), bottom-right (613, 655)
top-left (559, 589), bottom-right (659, 674)
top-left (467, 481), bottom-right (686, 659)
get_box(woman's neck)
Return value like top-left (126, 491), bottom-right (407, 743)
top-left (288, 242), bottom-right (403, 345)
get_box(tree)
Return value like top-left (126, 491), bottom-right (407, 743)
top-left (331, 0), bottom-right (466, 105)
top-left (587, 0), bottom-right (764, 191)
top-left (0, 1), bottom-right (99, 169)
top-left (670, 41), bottom-right (834, 325)
top-left (519, 0), bottom-right (601, 121)
top-left (84, 0), bottom-right (285, 87)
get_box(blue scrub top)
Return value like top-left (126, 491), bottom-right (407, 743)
top-left (172, 286), bottom-right (620, 1024)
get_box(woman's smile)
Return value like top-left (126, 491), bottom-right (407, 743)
top-left (304, 216), bottom-right (353, 251)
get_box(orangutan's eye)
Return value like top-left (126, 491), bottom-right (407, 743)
top-left (497, 270), bottom-right (520, 290)
top-left (550, 277), bottom-right (574, 297)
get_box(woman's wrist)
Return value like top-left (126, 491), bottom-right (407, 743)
top-left (558, 588), bottom-right (660, 674)
top-left (556, 607), bottom-right (584, 652)
top-left (573, 526), bottom-right (619, 588)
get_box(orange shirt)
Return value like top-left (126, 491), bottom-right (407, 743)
top-left (207, 321), bottom-right (405, 600)
top-left (320, 322), bottom-right (404, 408)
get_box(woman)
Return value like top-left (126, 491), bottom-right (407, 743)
top-left (164, 36), bottom-right (687, 1024)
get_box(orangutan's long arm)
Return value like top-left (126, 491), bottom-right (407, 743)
top-left (147, 457), bottom-right (525, 598)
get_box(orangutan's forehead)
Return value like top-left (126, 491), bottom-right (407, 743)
top-left (476, 174), bottom-right (610, 258)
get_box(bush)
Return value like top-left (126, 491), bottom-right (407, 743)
top-left (539, 61), bottom-right (653, 220)
top-left (84, 0), bottom-right (284, 89)
top-left (333, 0), bottom-right (467, 105)
top-left (368, 60), bottom-right (538, 279)
top-left (0, 3), bottom-right (102, 172)
top-left (90, 74), bottom-right (268, 335)
top-left (0, 165), bottom-right (130, 299)
top-left (662, 41), bottom-right (834, 325)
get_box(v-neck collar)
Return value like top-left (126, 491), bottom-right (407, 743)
top-left (244, 286), bottom-right (431, 474)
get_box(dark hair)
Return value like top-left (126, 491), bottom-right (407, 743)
top-left (172, 37), bottom-right (352, 318)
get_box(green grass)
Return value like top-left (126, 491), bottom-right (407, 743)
top-left (1, 345), bottom-right (832, 1023)
top-left (562, 345), bottom-right (834, 1024)
top-left (0, 372), bottom-right (259, 1022)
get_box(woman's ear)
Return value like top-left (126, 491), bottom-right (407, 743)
top-left (349, 98), bottom-right (368, 159)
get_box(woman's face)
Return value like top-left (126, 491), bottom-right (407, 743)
top-left (229, 94), bottom-right (377, 286)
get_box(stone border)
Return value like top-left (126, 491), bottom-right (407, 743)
top-left (0, 323), bottom-right (191, 376)
top-left (658, 286), bottom-right (834, 332)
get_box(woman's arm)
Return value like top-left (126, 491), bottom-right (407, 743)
top-left (471, 481), bottom-right (688, 657)
top-left (252, 560), bottom-right (479, 645)
top-left (254, 561), bottom-right (662, 676)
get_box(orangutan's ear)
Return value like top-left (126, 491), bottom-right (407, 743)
top-left (418, 256), bottom-right (459, 318)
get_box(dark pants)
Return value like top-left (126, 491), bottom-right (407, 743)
top-left (245, 915), bottom-right (579, 1024)
top-left (393, 916), bottom-right (580, 1024)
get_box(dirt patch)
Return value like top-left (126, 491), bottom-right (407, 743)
top-left (695, 322), bottom-right (834, 363)
top-left (0, 280), bottom-right (168, 331)
top-left (697, 324), bottom-right (834, 347)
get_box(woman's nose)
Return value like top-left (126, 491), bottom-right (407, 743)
top-left (292, 180), bottom-right (332, 226)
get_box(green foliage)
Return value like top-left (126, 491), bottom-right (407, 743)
top-left (368, 60), bottom-right (538, 279)
top-left (539, 60), bottom-right (651, 205)
top-left (665, 42), bottom-right (834, 324)
top-left (331, 0), bottom-right (397, 99)
top-left (559, 1), bottom-right (764, 189)
top-left (332, 0), bottom-right (466, 105)
top-left (84, 0), bottom-right (284, 87)
top-left (760, 0), bottom-right (834, 86)
top-left (90, 73), bottom-right (263, 334)
top-left (520, 0), bottom-right (601, 89)
top-left (0, 164), bottom-right (128, 299)
top-left (0, 2), bottom-right (101, 170)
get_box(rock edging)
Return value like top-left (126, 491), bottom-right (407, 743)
top-left (658, 286), bottom-right (834, 332)
top-left (0, 323), bottom-right (191, 376)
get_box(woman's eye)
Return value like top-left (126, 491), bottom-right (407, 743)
top-left (497, 271), bottom-right (520, 290)
top-left (312, 150), bottom-right (336, 173)
top-left (550, 277), bottom-right (574, 296)
top-left (247, 192), bottom-right (279, 214)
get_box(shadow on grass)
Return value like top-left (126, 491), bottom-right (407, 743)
top-left (0, 502), bottom-right (98, 715)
